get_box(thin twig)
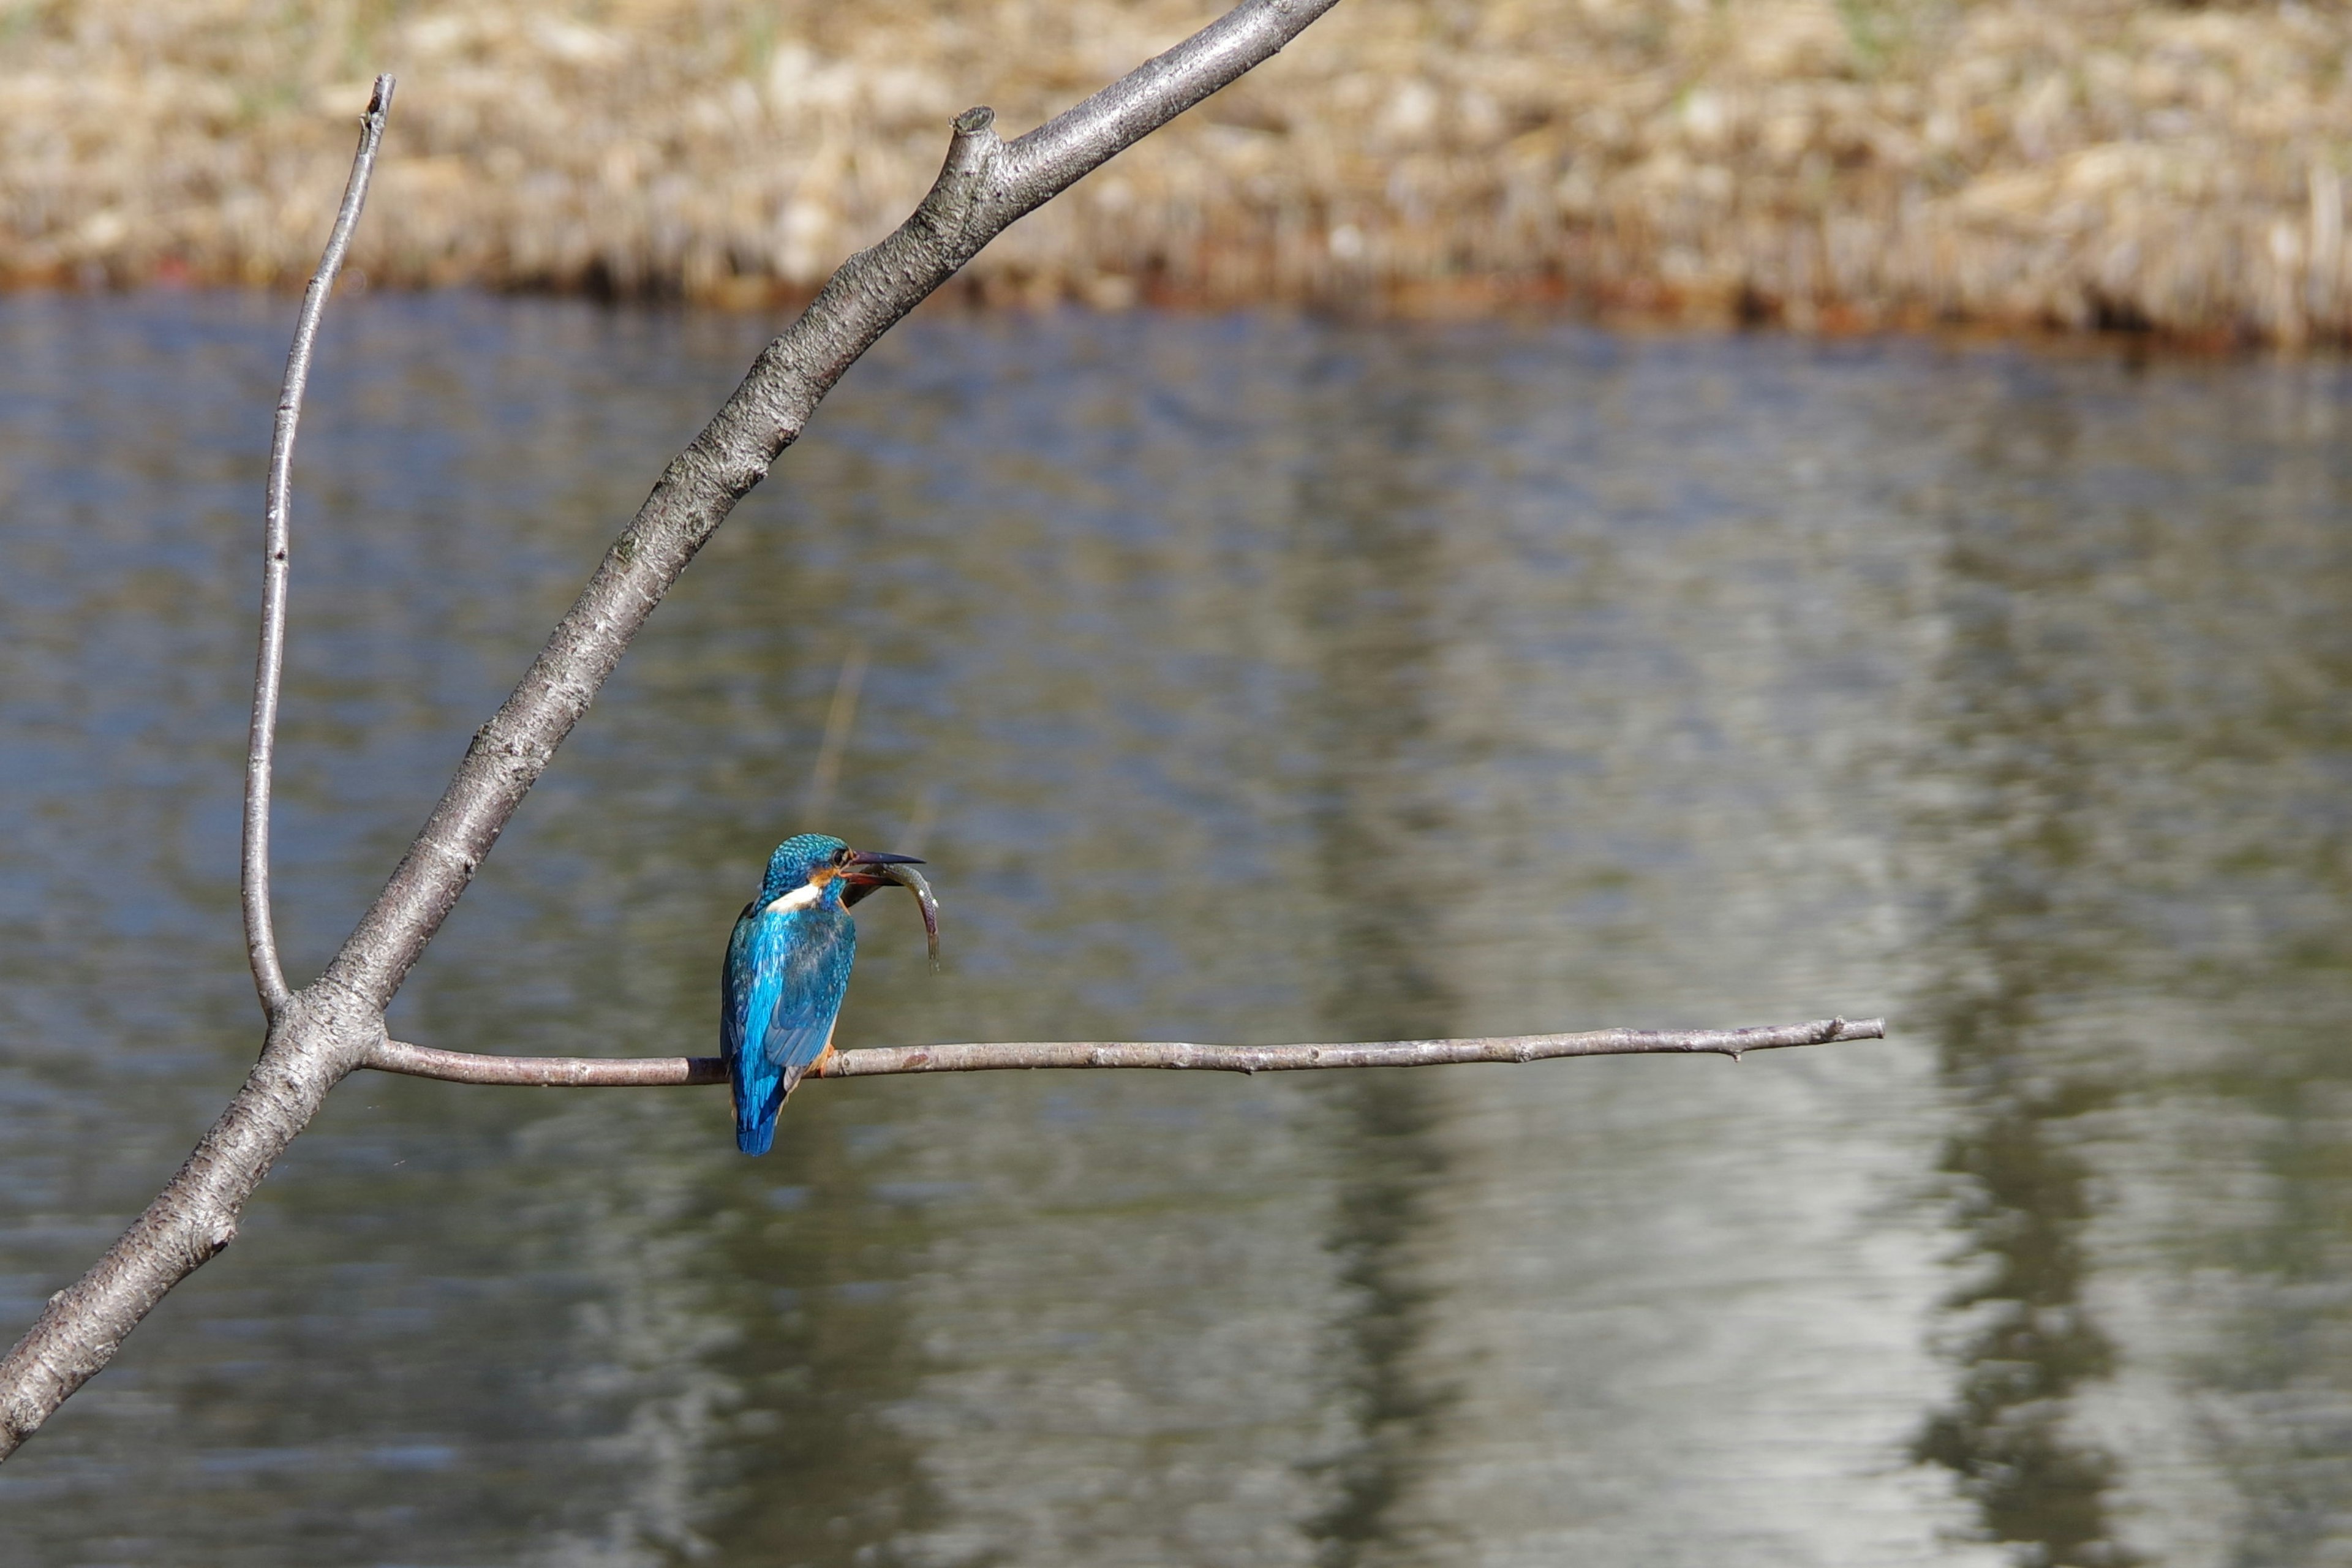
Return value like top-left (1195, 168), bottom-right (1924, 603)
top-left (801, 641), bottom-right (867, 820)
top-left (242, 75), bottom-right (394, 1020)
top-left (369, 1041), bottom-right (723, 1085)
top-left (362, 1018), bottom-right (1884, 1087)
top-left (899, 783), bottom-right (941, 856)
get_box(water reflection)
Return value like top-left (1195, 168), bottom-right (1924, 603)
top-left (693, 1106), bottom-right (943, 1566)
top-left (1278, 351), bottom-right (1461, 1564)
top-left (1, 296), bottom-right (2350, 1566)
top-left (1898, 356), bottom-right (2352, 1566)
top-left (1907, 379), bottom-right (2140, 1567)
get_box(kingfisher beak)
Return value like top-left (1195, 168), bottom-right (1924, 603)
top-left (837, 848), bottom-right (924, 897)
top-left (842, 848), bottom-right (924, 875)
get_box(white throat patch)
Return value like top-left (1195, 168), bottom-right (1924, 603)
top-left (763, 883), bottom-right (824, 916)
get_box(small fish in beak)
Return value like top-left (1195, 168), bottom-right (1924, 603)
top-left (840, 851), bottom-right (940, 969)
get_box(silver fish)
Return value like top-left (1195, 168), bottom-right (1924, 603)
top-left (876, 861), bottom-right (941, 970)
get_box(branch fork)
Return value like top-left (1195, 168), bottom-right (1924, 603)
top-left (0, 0), bottom-right (1887, 1465)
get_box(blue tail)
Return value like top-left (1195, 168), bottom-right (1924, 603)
top-left (736, 1079), bottom-right (785, 1155)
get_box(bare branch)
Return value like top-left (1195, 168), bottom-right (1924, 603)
top-left (362, 1018), bottom-right (1885, 1088)
top-left (243, 75), bottom-right (394, 1020)
top-left (322, 0), bottom-right (1346, 1013)
top-left (824, 1017), bottom-right (1888, 1073)
top-left (369, 1040), bottom-right (724, 1086)
top-left (0, 2), bottom-right (1346, 1461)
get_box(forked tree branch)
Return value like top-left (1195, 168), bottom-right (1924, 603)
top-left (0, 0), bottom-right (1893, 1470)
top-left (363, 1017), bottom-right (1886, 1087)
top-left (0, 0), bottom-right (1354, 1461)
top-left (318, 0), bottom-right (1348, 1012)
top-left (243, 75), bottom-right (394, 1019)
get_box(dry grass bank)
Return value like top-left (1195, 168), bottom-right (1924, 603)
top-left (4, 0), bottom-right (2349, 341)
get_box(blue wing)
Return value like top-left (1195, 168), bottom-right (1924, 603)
top-left (723, 900), bottom-right (857, 1155)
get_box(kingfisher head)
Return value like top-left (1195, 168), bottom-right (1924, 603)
top-left (757, 832), bottom-right (924, 913)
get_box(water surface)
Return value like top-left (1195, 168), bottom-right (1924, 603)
top-left (1, 294), bottom-right (2348, 1566)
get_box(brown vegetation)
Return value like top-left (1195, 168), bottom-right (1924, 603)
top-left (4, 0), bottom-right (2348, 341)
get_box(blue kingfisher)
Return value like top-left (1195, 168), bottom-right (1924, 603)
top-left (722, 833), bottom-right (925, 1155)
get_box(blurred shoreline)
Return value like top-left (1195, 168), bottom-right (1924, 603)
top-left (5, 0), bottom-right (2348, 345)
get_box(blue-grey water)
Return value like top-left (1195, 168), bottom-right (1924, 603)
top-left (1, 292), bottom-right (2348, 1567)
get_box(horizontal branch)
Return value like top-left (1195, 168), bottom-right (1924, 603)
top-left (369, 1039), bottom-right (723, 1085)
top-left (363, 1017), bottom-right (1883, 1087)
top-left (826, 1017), bottom-right (1887, 1073)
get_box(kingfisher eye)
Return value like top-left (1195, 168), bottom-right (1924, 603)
top-left (831, 847), bottom-right (852, 867)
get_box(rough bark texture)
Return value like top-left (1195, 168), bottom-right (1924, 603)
top-left (0, 982), bottom-right (385, 1459)
top-left (0, 0), bottom-right (1345, 1462)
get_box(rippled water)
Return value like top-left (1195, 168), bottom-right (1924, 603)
top-left (1, 293), bottom-right (2348, 1566)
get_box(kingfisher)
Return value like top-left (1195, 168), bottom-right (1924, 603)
top-left (723, 833), bottom-right (926, 1155)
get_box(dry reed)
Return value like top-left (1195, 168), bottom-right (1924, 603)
top-left (4, 0), bottom-right (2349, 341)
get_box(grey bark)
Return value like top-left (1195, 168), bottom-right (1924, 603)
top-left (0, 0), bottom-right (1346, 1460)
